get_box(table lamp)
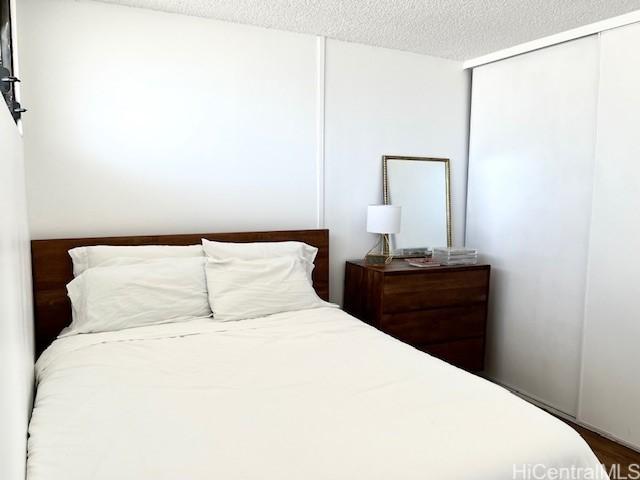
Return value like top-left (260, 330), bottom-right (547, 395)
top-left (366, 205), bottom-right (401, 265)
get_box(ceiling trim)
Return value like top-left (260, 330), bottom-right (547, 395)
top-left (464, 9), bottom-right (640, 69)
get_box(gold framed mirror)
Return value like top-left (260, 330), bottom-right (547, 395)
top-left (383, 155), bottom-right (452, 252)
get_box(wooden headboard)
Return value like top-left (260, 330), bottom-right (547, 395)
top-left (31, 229), bottom-right (329, 355)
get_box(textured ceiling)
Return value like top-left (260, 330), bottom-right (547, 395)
top-left (92, 0), bottom-right (640, 60)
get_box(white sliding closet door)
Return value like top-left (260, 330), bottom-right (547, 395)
top-left (466, 37), bottom-right (599, 415)
top-left (579, 23), bottom-right (640, 448)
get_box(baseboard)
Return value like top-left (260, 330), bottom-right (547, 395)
top-left (481, 373), bottom-right (640, 454)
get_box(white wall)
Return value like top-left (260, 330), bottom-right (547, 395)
top-left (0, 4), bottom-right (34, 480)
top-left (0, 104), bottom-right (33, 480)
top-left (19, 0), bottom-right (319, 238)
top-left (578, 22), bottom-right (640, 448)
top-left (466, 37), bottom-right (600, 415)
top-left (324, 40), bottom-right (470, 303)
top-left (18, 0), bottom-right (471, 303)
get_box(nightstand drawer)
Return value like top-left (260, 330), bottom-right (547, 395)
top-left (382, 269), bottom-right (489, 313)
top-left (418, 338), bottom-right (485, 372)
top-left (344, 261), bottom-right (490, 373)
top-left (382, 305), bottom-right (486, 345)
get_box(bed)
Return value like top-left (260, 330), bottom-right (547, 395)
top-left (27, 229), bottom-right (607, 480)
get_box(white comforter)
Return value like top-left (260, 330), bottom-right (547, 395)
top-left (28, 308), bottom-right (607, 480)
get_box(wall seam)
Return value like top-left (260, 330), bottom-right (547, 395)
top-left (575, 31), bottom-right (604, 424)
top-left (462, 67), bottom-right (473, 247)
top-left (315, 36), bottom-right (326, 229)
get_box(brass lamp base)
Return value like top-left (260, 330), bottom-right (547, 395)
top-left (365, 234), bottom-right (394, 265)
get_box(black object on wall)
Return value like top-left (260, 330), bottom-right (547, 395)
top-left (0, 0), bottom-right (26, 122)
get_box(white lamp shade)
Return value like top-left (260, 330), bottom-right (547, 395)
top-left (367, 205), bottom-right (401, 234)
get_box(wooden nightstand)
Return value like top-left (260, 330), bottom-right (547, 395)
top-left (343, 260), bottom-right (491, 372)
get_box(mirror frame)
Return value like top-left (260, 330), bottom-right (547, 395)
top-left (382, 155), bottom-right (453, 248)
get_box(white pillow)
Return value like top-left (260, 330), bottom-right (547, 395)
top-left (201, 239), bottom-right (317, 277)
top-left (63, 257), bottom-right (211, 336)
top-left (205, 256), bottom-right (334, 322)
top-left (69, 244), bottom-right (203, 277)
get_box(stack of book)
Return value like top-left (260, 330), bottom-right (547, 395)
top-left (432, 247), bottom-right (478, 265)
